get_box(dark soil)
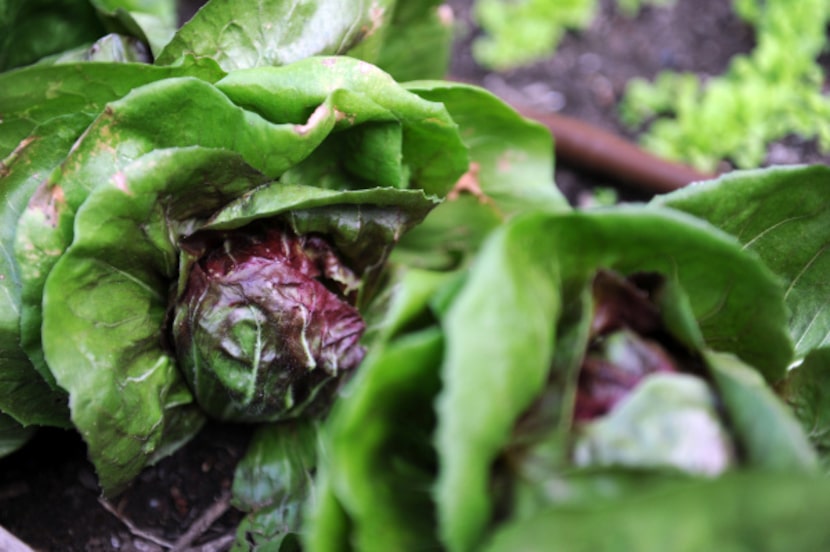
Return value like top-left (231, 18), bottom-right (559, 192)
top-left (1, 1), bottom-right (825, 550)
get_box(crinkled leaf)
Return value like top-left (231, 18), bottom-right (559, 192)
top-left (321, 327), bottom-right (444, 552)
top-left (156, 0), bottom-right (394, 71)
top-left (215, 57), bottom-right (468, 197)
top-left (437, 207), bottom-right (792, 551)
top-left (232, 421), bottom-right (318, 550)
top-left (0, 120), bottom-right (78, 425)
top-left (40, 148), bottom-right (268, 494)
top-left (396, 82), bottom-right (566, 269)
top-left (654, 165), bottom-right (830, 359)
top-left (0, 412), bottom-right (35, 458)
top-left (785, 347), bottom-right (830, 470)
top-left (0, 0), bottom-right (106, 71)
top-left (0, 61), bottom-right (222, 410)
top-left (481, 472), bottom-right (830, 552)
top-left (705, 350), bottom-right (817, 471)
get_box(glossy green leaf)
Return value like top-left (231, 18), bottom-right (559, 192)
top-left (232, 421), bottom-right (318, 550)
top-left (706, 350), bottom-right (817, 471)
top-left (436, 207), bottom-right (792, 551)
top-left (156, 0), bottom-right (394, 71)
top-left (322, 327), bottom-right (444, 552)
top-left (785, 347), bottom-right (830, 469)
top-left (396, 82), bottom-right (566, 270)
top-left (39, 147), bottom-right (267, 494)
top-left (482, 472), bottom-right (830, 552)
top-left (654, 165), bottom-right (830, 359)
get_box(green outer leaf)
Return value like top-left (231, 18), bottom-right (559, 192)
top-left (303, 466), bottom-right (353, 552)
top-left (436, 207), bottom-right (792, 551)
top-left (436, 215), bottom-right (561, 552)
top-left (215, 57), bottom-right (468, 198)
top-left (785, 347), bottom-right (830, 469)
top-left (0, 60), bottom-right (222, 159)
top-left (40, 147), bottom-right (267, 494)
top-left (481, 472), bottom-right (830, 552)
top-left (324, 327), bottom-right (445, 552)
top-left (0, 61), bottom-right (223, 425)
top-left (0, 412), bottom-right (35, 458)
top-left (705, 350), bottom-right (817, 471)
top-left (654, 165), bottom-right (830, 358)
top-left (0, 119), bottom-right (79, 426)
top-left (396, 81), bottom-right (566, 269)
top-left (406, 81), bottom-right (566, 214)
top-left (232, 420), bottom-right (318, 549)
top-left (156, 0), bottom-right (395, 71)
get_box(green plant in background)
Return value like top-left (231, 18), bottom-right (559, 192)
top-left (472, 0), bottom-right (673, 70)
top-left (620, 0), bottom-right (830, 171)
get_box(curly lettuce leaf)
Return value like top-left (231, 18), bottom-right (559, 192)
top-left (436, 207), bottom-right (792, 551)
top-left (654, 165), bottom-right (830, 360)
top-left (156, 0), bottom-right (395, 71)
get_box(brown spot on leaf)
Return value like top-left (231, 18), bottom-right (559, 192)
top-left (447, 162), bottom-right (493, 205)
top-left (28, 181), bottom-right (66, 228)
top-left (0, 136), bottom-right (38, 178)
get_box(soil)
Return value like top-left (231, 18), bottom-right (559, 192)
top-left (1, 0), bottom-right (825, 550)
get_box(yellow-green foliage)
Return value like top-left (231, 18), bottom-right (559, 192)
top-left (620, 0), bottom-right (830, 171)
